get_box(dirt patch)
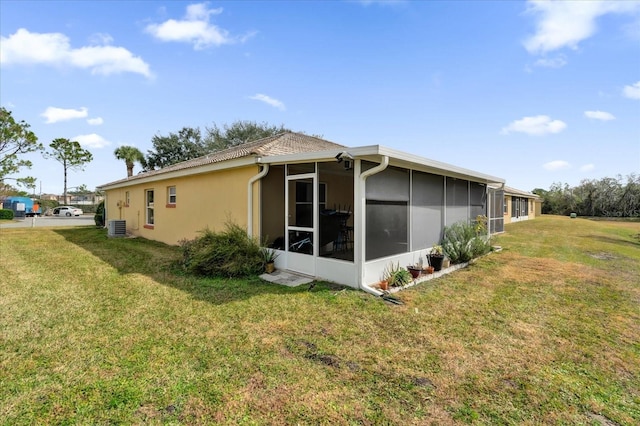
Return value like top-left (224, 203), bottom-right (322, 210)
top-left (589, 252), bottom-right (617, 260)
top-left (289, 340), bottom-right (343, 369)
top-left (587, 412), bottom-right (619, 426)
top-left (411, 376), bottom-right (436, 390)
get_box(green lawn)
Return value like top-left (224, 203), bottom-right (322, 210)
top-left (1, 216), bottom-right (638, 425)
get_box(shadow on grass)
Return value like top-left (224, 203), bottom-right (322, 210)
top-left (54, 227), bottom-right (352, 306)
top-left (580, 234), bottom-right (640, 248)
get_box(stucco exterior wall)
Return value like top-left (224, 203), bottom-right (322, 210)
top-left (504, 195), bottom-right (513, 224)
top-left (104, 166), bottom-right (260, 245)
top-left (504, 195), bottom-right (540, 224)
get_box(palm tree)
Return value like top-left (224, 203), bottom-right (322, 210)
top-left (114, 146), bottom-right (145, 177)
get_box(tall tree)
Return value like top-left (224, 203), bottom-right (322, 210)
top-left (205, 120), bottom-right (289, 151)
top-left (45, 138), bottom-right (93, 203)
top-left (144, 122), bottom-right (293, 170)
top-left (145, 127), bottom-right (208, 170)
top-left (0, 107), bottom-right (43, 185)
top-left (114, 145), bottom-right (146, 177)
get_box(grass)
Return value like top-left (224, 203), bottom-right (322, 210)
top-left (1, 215), bottom-right (638, 425)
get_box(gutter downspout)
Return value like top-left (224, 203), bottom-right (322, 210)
top-left (247, 162), bottom-right (269, 238)
top-left (495, 182), bottom-right (505, 239)
top-left (357, 155), bottom-right (389, 297)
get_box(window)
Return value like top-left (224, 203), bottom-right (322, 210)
top-left (167, 186), bottom-right (176, 207)
top-left (293, 181), bottom-right (326, 227)
top-left (364, 164), bottom-right (409, 261)
top-left (145, 189), bottom-right (154, 227)
top-left (125, 191), bottom-right (130, 207)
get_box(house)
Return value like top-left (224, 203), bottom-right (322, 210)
top-left (98, 132), bottom-right (505, 294)
top-left (503, 186), bottom-right (541, 224)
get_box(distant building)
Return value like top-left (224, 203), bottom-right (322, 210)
top-left (503, 186), bottom-right (542, 223)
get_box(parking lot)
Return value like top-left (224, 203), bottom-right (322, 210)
top-left (0, 215), bottom-right (96, 229)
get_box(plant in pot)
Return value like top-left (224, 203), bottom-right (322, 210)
top-left (260, 247), bottom-right (279, 274)
top-left (386, 262), bottom-right (413, 288)
top-left (429, 244), bottom-right (445, 271)
top-left (378, 268), bottom-right (391, 291)
top-left (424, 255), bottom-right (435, 274)
top-left (406, 259), bottom-right (423, 279)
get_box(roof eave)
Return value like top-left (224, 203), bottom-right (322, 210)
top-left (261, 144), bottom-right (505, 185)
top-left (98, 156), bottom-right (257, 190)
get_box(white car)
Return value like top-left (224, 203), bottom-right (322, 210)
top-left (53, 206), bottom-right (83, 217)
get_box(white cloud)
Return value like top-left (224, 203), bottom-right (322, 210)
top-left (501, 115), bottom-right (567, 136)
top-left (584, 110), bottom-right (616, 121)
top-left (87, 117), bottom-right (104, 125)
top-left (523, 0), bottom-right (640, 54)
top-left (580, 164), bottom-right (595, 172)
top-left (249, 94), bottom-right (286, 110)
top-left (533, 55), bottom-right (567, 68)
top-left (145, 3), bottom-right (254, 49)
top-left (623, 81), bottom-right (640, 99)
top-left (41, 106), bottom-right (88, 123)
top-left (0, 28), bottom-right (152, 78)
top-left (88, 33), bottom-right (114, 45)
top-left (73, 133), bottom-right (110, 148)
top-left (543, 160), bottom-right (571, 171)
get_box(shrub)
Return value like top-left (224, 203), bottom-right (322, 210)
top-left (441, 220), bottom-right (491, 264)
top-left (180, 222), bottom-right (264, 278)
top-left (94, 201), bottom-right (105, 227)
top-left (0, 209), bottom-right (14, 220)
top-left (383, 262), bottom-right (413, 287)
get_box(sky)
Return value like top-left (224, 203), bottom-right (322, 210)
top-left (1, 0), bottom-right (639, 196)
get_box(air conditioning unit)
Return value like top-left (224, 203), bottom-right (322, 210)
top-left (108, 220), bottom-right (126, 237)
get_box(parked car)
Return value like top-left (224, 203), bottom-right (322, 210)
top-left (53, 206), bottom-right (83, 217)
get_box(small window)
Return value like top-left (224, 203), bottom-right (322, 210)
top-left (167, 186), bottom-right (176, 206)
top-left (125, 191), bottom-right (130, 207)
top-left (145, 189), bottom-right (154, 227)
top-left (503, 198), bottom-right (508, 214)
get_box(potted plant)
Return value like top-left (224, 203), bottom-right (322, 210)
top-left (260, 247), bottom-right (279, 274)
top-left (429, 244), bottom-right (445, 271)
top-left (386, 262), bottom-right (413, 288)
top-left (406, 264), bottom-right (422, 279)
top-left (378, 280), bottom-right (389, 291)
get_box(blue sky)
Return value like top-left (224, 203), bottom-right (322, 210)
top-left (1, 0), bottom-right (639, 195)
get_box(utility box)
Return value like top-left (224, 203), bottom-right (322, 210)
top-left (108, 220), bottom-right (126, 237)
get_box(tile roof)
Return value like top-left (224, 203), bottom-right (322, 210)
top-left (100, 132), bottom-right (345, 187)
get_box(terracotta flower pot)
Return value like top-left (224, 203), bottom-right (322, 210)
top-left (265, 262), bottom-right (275, 274)
top-left (379, 280), bottom-right (389, 291)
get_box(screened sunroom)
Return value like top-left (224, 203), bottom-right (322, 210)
top-left (255, 145), bottom-right (505, 292)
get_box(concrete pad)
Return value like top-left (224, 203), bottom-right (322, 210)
top-left (259, 269), bottom-right (314, 287)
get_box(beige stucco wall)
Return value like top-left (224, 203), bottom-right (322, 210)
top-left (104, 165), bottom-right (260, 245)
top-left (504, 195), bottom-right (513, 224)
top-left (504, 195), bottom-right (540, 224)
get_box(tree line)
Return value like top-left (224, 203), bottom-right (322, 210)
top-left (1, 106), bottom-right (292, 196)
top-left (4, 106), bottom-right (639, 220)
top-left (1, 107), bottom-right (93, 200)
top-left (533, 174), bottom-right (640, 218)
top-left (115, 121), bottom-right (292, 177)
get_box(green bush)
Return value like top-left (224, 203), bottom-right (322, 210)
top-left (0, 209), bottom-right (14, 220)
top-left (180, 222), bottom-right (264, 278)
top-left (94, 201), bottom-right (105, 227)
top-left (441, 220), bottom-right (491, 264)
top-left (383, 262), bottom-right (413, 287)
